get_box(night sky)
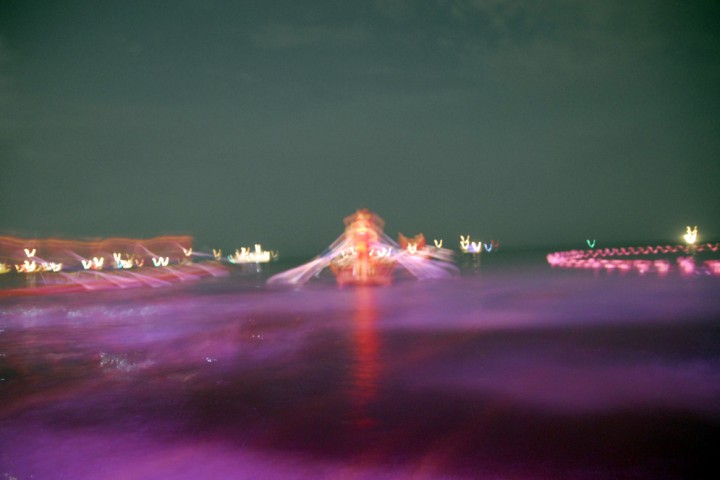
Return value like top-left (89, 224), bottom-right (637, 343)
top-left (1, 0), bottom-right (718, 257)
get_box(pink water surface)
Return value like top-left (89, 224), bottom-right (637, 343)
top-left (1, 262), bottom-right (719, 479)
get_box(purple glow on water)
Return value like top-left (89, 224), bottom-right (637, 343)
top-left (1, 260), bottom-right (719, 479)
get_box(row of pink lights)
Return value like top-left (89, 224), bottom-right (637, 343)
top-left (547, 243), bottom-right (720, 276)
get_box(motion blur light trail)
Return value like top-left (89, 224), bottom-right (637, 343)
top-left (547, 242), bottom-right (720, 276)
top-left (0, 235), bottom-right (194, 268)
top-left (0, 236), bottom-right (230, 296)
top-left (268, 209), bottom-right (457, 287)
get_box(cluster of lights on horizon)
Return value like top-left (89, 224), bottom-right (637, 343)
top-left (549, 228), bottom-right (719, 276)
top-left (1, 223), bottom-right (716, 292)
top-left (460, 235), bottom-right (499, 254)
top-left (0, 235), bottom-right (282, 277)
top-left (0, 236), bottom-right (230, 294)
top-left (226, 244), bottom-right (277, 264)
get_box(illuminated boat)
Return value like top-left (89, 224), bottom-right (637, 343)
top-left (329, 210), bottom-right (396, 286)
top-left (268, 209), bottom-right (457, 287)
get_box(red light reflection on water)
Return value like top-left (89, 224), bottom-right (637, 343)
top-left (349, 287), bottom-right (381, 430)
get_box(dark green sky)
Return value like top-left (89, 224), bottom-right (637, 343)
top-left (1, 0), bottom-right (718, 256)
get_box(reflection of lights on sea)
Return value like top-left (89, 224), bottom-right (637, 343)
top-left (547, 242), bottom-right (720, 276)
top-left (707, 261), bottom-right (720, 275)
top-left (677, 257), bottom-right (696, 276)
top-left (350, 287), bottom-right (381, 429)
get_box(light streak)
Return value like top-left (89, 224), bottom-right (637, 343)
top-left (546, 243), bottom-right (720, 276)
top-left (684, 226), bottom-right (698, 245)
top-left (0, 235), bottom-right (233, 296)
top-left (586, 239), bottom-right (596, 248)
top-left (269, 209), bottom-right (457, 287)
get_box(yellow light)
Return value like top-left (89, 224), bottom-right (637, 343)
top-left (213, 249), bottom-right (222, 260)
top-left (434, 239), bottom-right (443, 248)
top-left (15, 260), bottom-right (38, 273)
top-left (0, 263), bottom-right (10, 274)
top-left (683, 226), bottom-right (698, 245)
top-left (182, 247), bottom-right (193, 257)
top-left (24, 248), bottom-right (36, 258)
top-left (460, 235), bottom-right (470, 253)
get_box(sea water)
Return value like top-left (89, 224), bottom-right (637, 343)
top-left (1, 251), bottom-right (719, 479)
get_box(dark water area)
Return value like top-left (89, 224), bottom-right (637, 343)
top-left (1, 252), bottom-right (719, 479)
